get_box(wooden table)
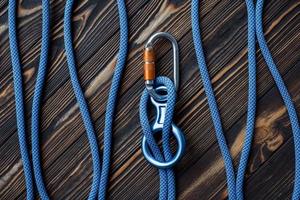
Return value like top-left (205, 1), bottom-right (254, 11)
top-left (1, 0), bottom-right (299, 199)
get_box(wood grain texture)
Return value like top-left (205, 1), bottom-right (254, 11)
top-left (0, 0), bottom-right (300, 199)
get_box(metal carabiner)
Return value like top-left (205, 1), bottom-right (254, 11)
top-left (143, 32), bottom-right (179, 101)
top-left (141, 32), bottom-right (185, 169)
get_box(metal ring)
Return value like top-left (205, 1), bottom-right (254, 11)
top-left (142, 123), bottom-right (186, 169)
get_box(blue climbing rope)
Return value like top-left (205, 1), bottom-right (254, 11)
top-left (98, 0), bottom-right (128, 199)
top-left (64, 0), bottom-right (101, 199)
top-left (30, 1), bottom-right (51, 200)
top-left (139, 76), bottom-right (177, 200)
top-left (236, 1), bottom-right (256, 199)
top-left (255, 0), bottom-right (300, 199)
top-left (64, 0), bottom-right (128, 199)
top-left (191, 0), bottom-right (256, 199)
top-left (9, 0), bottom-right (129, 199)
top-left (10, 0), bottom-right (298, 199)
top-left (8, 0), bottom-right (50, 199)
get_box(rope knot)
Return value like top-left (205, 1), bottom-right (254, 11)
top-left (139, 76), bottom-right (185, 169)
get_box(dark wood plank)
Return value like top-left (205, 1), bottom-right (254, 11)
top-left (0, 0), bottom-right (300, 199)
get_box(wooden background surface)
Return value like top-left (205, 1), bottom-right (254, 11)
top-left (1, 0), bottom-right (300, 199)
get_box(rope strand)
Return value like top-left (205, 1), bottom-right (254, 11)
top-left (255, 0), bottom-right (300, 199)
top-left (30, 1), bottom-right (51, 199)
top-left (191, 0), bottom-right (257, 199)
top-left (139, 76), bottom-right (177, 200)
top-left (64, 0), bottom-right (101, 199)
top-left (8, 1), bottom-right (51, 199)
top-left (64, 0), bottom-right (128, 199)
top-left (99, 0), bottom-right (128, 198)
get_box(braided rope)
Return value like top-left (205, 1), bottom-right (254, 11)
top-left (255, 0), bottom-right (300, 199)
top-left (8, 1), bottom-right (51, 199)
top-left (191, 0), bottom-right (257, 199)
top-left (139, 76), bottom-right (177, 200)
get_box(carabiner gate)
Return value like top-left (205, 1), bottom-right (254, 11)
top-left (143, 32), bottom-right (179, 101)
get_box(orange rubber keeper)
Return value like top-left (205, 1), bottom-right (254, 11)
top-left (144, 47), bottom-right (156, 81)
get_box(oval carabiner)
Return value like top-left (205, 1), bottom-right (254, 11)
top-left (143, 32), bottom-right (179, 101)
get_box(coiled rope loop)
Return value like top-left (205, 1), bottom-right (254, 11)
top-left (64, 0), bottom-right (128, 199)
top-left (8, 0), bottom-right (50, 199)
top-left (191, 0), bottom-right (256, 199)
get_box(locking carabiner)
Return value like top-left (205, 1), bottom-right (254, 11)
top-left (141, 32), bottom-right (185, 169)
top-left (143, 32), bottom-right (179, 101)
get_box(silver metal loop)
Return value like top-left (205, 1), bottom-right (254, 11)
top-left (144, 32), bottom-right (179, 101)
top-left (142, 123), bottom-right (186, 169)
